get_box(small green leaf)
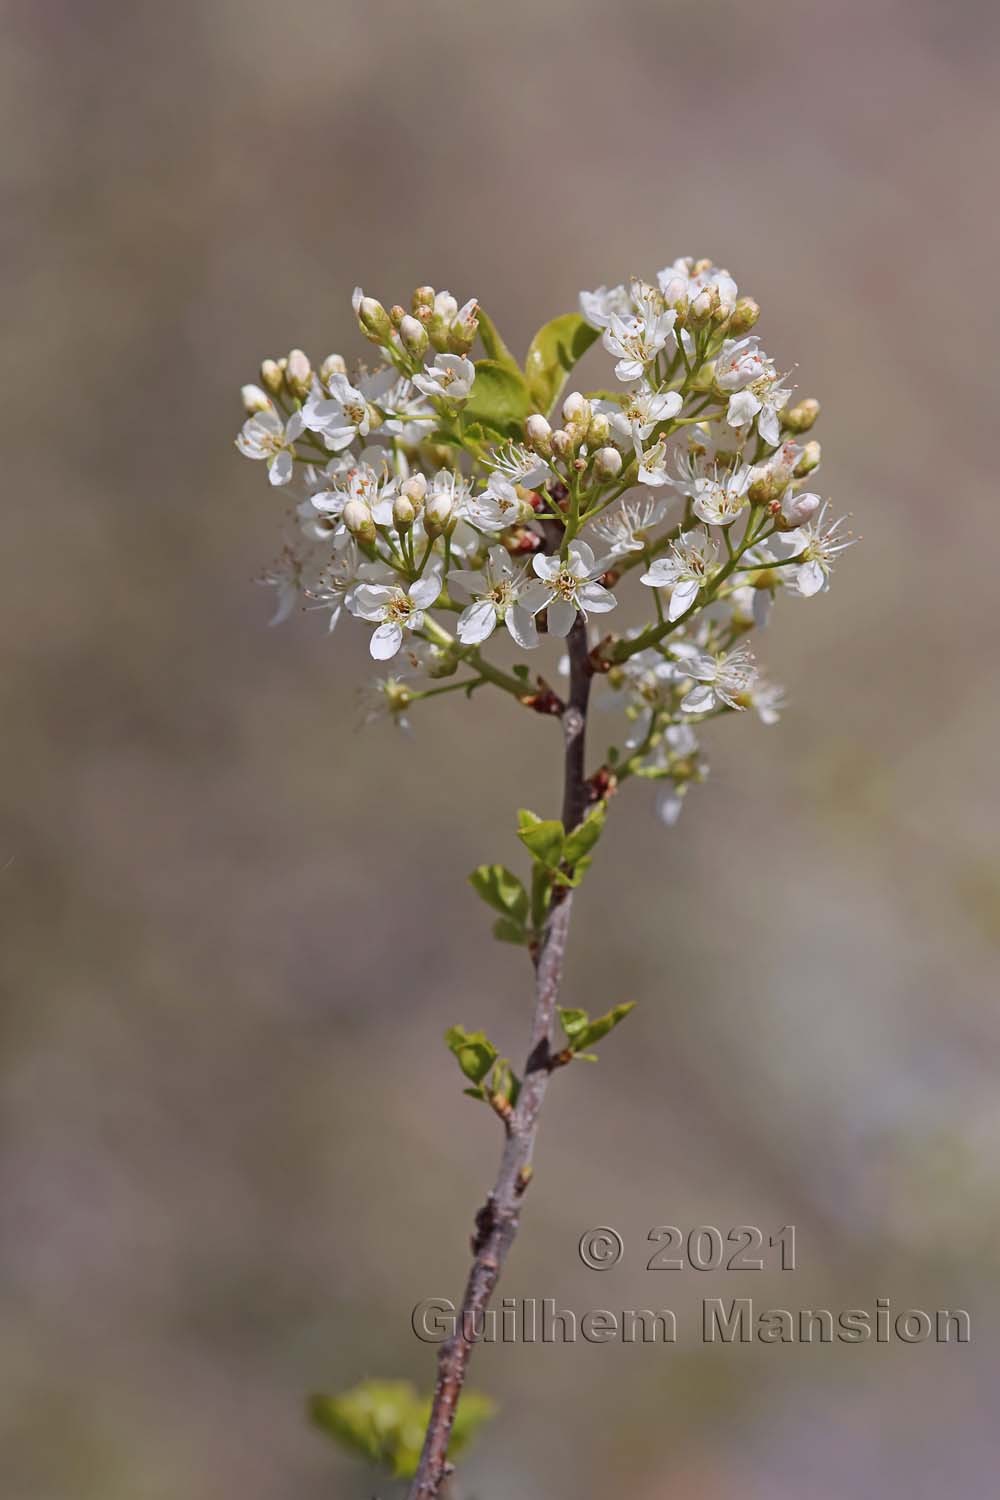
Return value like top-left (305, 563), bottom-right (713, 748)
top-left (464, 360), bottom-right (533, 439)
top-left (492, 916), bottom-right (528, 945)
top-left (469, 864), bottom-right (529, 923)
top-left (445, 1025), bottom-right (498, 1084)
top-left (530, 861), bottom-right (552, 929)
top-left (524, 313), bottom-right (600, 415)
top-left (517, 809), bottom-right (565, 868)
top-left (558, 1001), bottom-right (636, 1053)
top-left (476, 308), bottom-right (521, 376)
top-left (310, 1379), bottom-right (495, 1481)
top-left (563, 802), bottom-right (607, 866)
top-left (489, 1057), bottom-right (521, 1108)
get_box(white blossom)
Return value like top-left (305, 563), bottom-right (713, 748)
top-left (305, 538), bottom-right (360, 632)
top-left (579, 283), bottom-right (631, 329)
top-left (449, 545), bottom-right (539, 649)
top-left (467, 475), bottom-right (529, 532)
top-left (690, 462), bottom-right (753, 526)
top-left (658, 257), bottom-right (738, 316)
top-left (349, 567), bottom-right (443, 659)
top-left (680, 643), bottom-right (758, 713)
top-left (301, 373), bottom-right (371, 451)
top-left (485, 440), bottom-right (550, 488)
top-left (524, 541), bottom-right (617, 637)
top-left (641, 529), bottom-right (720, 620)
top-left (413, 353), bottom-right (476, 402)
top-left (586, 496), bottom-right (670, 558)
top-left (236, 408), bottom-right (304, 486)
top-left (780, 502), bottom-right (855, 596)
top-left (602, 287), bottom-right (677, 383)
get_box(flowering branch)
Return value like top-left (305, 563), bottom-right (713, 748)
top-left (234, 258), bottom-right (855, 1491)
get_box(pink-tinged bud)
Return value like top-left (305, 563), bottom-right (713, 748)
top-left (241, 383), bottom-right (272, 414)
top-left (780, 490), bottom-right (821, 527)
top-left (594, 446), bottom-right (623, 479)
top-left (260, 359), bottom-right (283, 395)
top-left (399, 315), bottom-right (429, 358)
top-left (389, 304), bottom-right (406, 328)
top-left (783, 397), bottom-right (820, 434)
top-left (285, 348), bottom-right (312, 398)
top-left (794, 440), bottom-right (821, 477)
top-left (358, 296), bottom-right (392, 342)
top-left (550, 428), bottom-right (573, 460)
top-left (562, 390), bottom-right (591, 426)
top-left (728, 296), bottom-right (760, 335)
top-left (343, 498), bottom-right (376, 543)
top-left (688, 286), bottom-right (720, 328)
top-left (412, 286), bottom-right (436, 314)
top-left (525, 413), bottom-right (552, 454)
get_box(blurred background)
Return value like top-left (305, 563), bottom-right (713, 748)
top-left (4, 0), bottom-right (1000, 1495)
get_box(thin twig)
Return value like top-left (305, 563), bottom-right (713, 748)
top-left (407, 617), bottom-right (592, 1500)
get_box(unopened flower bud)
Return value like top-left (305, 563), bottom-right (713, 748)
top-left (594, 446), bottom-right (623, 479)
top-left (525, 413), bottom-right (552, 454)
top-left (400, 473), bottom-right (427, 507)
top-left (550, 428), bottom-right (573, 460)
top-left (448, 298), bottom-right (479, 355)
top-left (320, 353), bottom-right (347, 385)
top-left (389, 304), bottom-right (406, 328)
top-left (794, 440), bottom-right (821, 477)
top-left (783, 397), bottom-right (821, 434)
top-left (412, 286), bottom-right (436, 315)
top-left (587, 411), bottom-right (611, 445)
top-left (424, 488), bottom-right (455, 538)
top-left (728, 297), bottom-right (760, 335)
top-left (688, 286), bottom-right (720, 328)
top-left (562, 390), bottom-right (591, 426)
top-left (780, 490), bottom-right (822, 527)
top-left (399, 314), bottom-right (429, 358)
top-left (260, 359), bottom-right (284, 395)
top-left (392, 493), bottom-right (416, 530)
top-left (433, 291), bottom-right (458, 322)
top-left (241, 383), bottom-right (272, 414)
top-left (285, 348), bottom-right (312, 398)
top-left (343, 498), bottom-right (376, 544)
top-left (358, 296), bottom-right (392, 343)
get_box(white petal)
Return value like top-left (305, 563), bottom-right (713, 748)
top-left (519, 580), bottom-right (552, 616)
top-left (370, 622), bottom-right (403, 659)
top-left (668, 578), bottom-right (700, 619)
top-left (578, 581), bottom-right (617, 614)
top-left (506, 603), bottom-right (539, 650)
top-left (796, 560), bottom-right (826, 597)
top-left (532, 553), bottom-right (560, 582)
top-left (446, 568), bottom-right (484, 600)
top-left (546, 598), bottom-right (577, 637)
top-left (409, 574), bottom-right (442, 609)
top-left (569, 540), bottom-right (596, 576)
top-left (269, 451), bottom-right (293, 486)
top-left (640, 561), bottom-right (672, 587)
top-left (682, 684), bottom-right (716, 713)
top-left (457, 600), bottom-right (497, 645)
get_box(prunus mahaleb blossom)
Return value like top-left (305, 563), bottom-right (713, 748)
top-left (235, 257), bottom-right (856, 1499)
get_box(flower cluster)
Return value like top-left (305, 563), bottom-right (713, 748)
top-left (236, 261), bottom-right (854, 826)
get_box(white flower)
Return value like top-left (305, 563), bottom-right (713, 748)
top-left (257, 548), bottom-right (305, 624)
top-left (690, 462), bottom-right (752, 526)
top-left (359, 673), bottom-right (414, 734)
top-left (637, 436), bottom-right (672, 487)
top-left (640, 529), bottom-right (720, 620)
top-left (376, 377), bottom-right (435, 441)
top-left (658, 257), bottom-right (738, 317)
top-left (714, 336), bottom-right (771, 393)
top-left (301, 373), bottom-right (372, 452)
top-left (235, 408), bottom-right (304, 486)
top-left (413, 353), bottom-right (476, 402)
top-left (305, 538), bottom-right (360, 632)
top-left (579, 283), bottom-right (631, 329)
top-left (485, 440), bottom-right (550, 488)
top-left (586, 495), bottom-right (669, 558)
top-left (449, 545), bottom-right (539, 649)
top-left (715, 338), bottom-right (791, 446)
top-left (466, 474), bottom-right (529, 532)
top-left (780, 502), bottom-right (855, 596)
top-left (602, 290), bottom-right (677, 383)
top-left (680, 643), bottom-right (758, 713)
top-left (524, 541), bottom-right (618, 637)
top-left (747, 676), bottom-right (786, 725)
top-left (311, 462), bottom-right (395, 527)
top-left (349, 567), bottom-right (443, 659)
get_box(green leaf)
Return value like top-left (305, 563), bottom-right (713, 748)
top-left (310, 1379), bottom-right (495, 1481)
top-left (477, 308), bottom-right (521, 376)
top-left (530, 861), bottom-right (552, 929)
top-left (563, 801), bottom-right (607, 866)
top-left (489, 1057), bottom-right (521, 1108)
top-left (445, 1025), bottom-right (498, 1084)
top-left (516, 809), bottom-right (565, 868)
top-left (469, 864), bottom-right (529, 924)
top-left (492, 916), bottom-right (528, 945)
top-left (558, 1001), bottom-right (636, 1053)
top-left (464, 360), bottom-right (533, 439)
top-left (524, 313), bottom-right (600, 416)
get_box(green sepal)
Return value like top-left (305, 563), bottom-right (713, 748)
top-left (476, 308), bottom-right (521, 376)
top-left (464, 360), bottom-right (533, 439)
top-left (563, 801), bottom-right (607, 866)
top-left (524, 313), bottom-right (599, 415)
top-left (469, 863), bottom-right (530, 924)
top-left (558, 1001), bottom-right (636, 1054)
top-left (445, 1025), bottom-right (498, 1084)
top-left (517, 808), bottom-right (565, 868)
